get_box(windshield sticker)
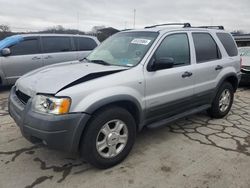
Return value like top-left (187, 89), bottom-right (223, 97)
top-left (131, 38), bottom-right (151, 45)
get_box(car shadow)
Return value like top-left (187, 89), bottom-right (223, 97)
top-left (0, 85), bottom-right (12, 92)
top-left (238, 84), bottom-right (250, 89)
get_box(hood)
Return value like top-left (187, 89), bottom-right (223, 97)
top-left (16, 61), bottom-right (128, 97)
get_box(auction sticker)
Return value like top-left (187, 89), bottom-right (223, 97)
top-left (131, 38), bottom-right (151, 45)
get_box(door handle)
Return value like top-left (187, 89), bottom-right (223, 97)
top-left (32, 56), bottom-right (41, 60)
top-left (182, 71), bottom-right (193, 78)
top-left (215, 65), bottom-right (223, 71)
top-left (44, 55), bottom-right (52, 59)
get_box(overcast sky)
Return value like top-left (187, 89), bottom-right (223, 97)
top-left (0, 0), bottom-right (249, 32)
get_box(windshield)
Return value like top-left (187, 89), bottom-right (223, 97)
top-left (87, 32), bottom-right (158, 67)
top-left (239, 47), bottom-right (250, 57)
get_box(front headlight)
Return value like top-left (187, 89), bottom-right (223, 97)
top-left (33, 95), bottom-right (71, 115)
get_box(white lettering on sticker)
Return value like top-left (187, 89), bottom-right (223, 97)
top-left (131, 39), bottom-right (151, 45)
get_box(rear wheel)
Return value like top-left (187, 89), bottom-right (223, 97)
top-left (208, 82), bottom-right (234, 118)
top-left (80, 106), bottom-right (136, 169)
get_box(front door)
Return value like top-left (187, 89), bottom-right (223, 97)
top-left (2, 37), bottom-right (43, 84)
top-left (144, 33), bottom-right (195, 123)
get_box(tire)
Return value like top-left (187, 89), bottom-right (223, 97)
top-left (208, 82), bottom-right (234, 118)
top-left (80, 106), bottom-right (136, 169)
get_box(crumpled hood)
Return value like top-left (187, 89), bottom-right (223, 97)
top-left (16, 61), bottom-right (128, 97)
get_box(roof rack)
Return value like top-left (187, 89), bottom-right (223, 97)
top-left (145, 23), bottom-right (191, 29)
top-left (194, 26), bottom-right (224, 30)
top-left (120, 29), bottom-right (132, 32)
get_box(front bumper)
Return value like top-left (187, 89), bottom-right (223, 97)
top-left (8, 87), bottom-right (91, 153)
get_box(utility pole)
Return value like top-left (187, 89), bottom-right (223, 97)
top-left (124, 21), bottom-right (127, 29)
top-left (133, 9), bottom-right (136, 29)
top-left (77, 12), bottom-right (79, 34)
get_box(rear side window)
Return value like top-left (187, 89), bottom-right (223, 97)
top-left (216, 33), bottom-right (238, 57)
top-left (192, 33), bottom-right (221, 63)
top-left (10, 39), bottom-right (39, 56)
top-left (155, 33), bottom-right (190, 66)
top-left (73, 37), bottom-right (97, 51)
top-left (42, 37), bottom-right (72, 53)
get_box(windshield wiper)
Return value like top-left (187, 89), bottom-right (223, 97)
top-left (79, 58), bottom-right (111, 66)
top-left (89, 59), bottom-right (111, 66)
top-left (79, 57), bottom-right (90, 62)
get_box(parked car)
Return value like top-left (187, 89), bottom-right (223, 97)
top-left (239, 47), bottom-right (250, 84)
top-left (9, 23), bottom-right (241, 169)
top-left (0, 34), bottom-right (100, 86)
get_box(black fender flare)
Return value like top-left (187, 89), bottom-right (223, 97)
top-left (212, 72), bottom-right (239, 101)
top-left (85, 95), bottom-right (142, 114)
top-left (85, 95), bottom-right (144, 128)
top-left (72, 95), bottom-right (144, 151)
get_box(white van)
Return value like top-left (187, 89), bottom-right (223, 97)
top-left (0, 34), bottom-right (100, 85)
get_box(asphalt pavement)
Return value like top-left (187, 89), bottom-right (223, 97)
top-left (0, 86), bottom-right (250, 188)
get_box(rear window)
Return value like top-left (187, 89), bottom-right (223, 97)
top-left (192, 33), bottom-right (221, 63)
top-left (73, 37), bottom-right (97, 51)
top-left (216, 33), bottom-right (238, 57)
top-left (42, 37), bottom-right (72, 53)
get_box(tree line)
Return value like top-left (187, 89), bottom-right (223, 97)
top-left (0, 24), bottom-right (120, 42)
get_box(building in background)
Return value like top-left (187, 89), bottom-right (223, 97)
top-left (96, 27), bottom-right (120, 42)
top-left (233, 34), bottom-right (250, 47)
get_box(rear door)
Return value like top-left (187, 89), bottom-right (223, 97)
top-left (41, 36), bottom-right (77, 66)
top-left (191, 32), bottom-right (224, 105)
top-left (1, 36), bottom-right (43, 84)
top-left (73, 37), bottom-right (98, 60)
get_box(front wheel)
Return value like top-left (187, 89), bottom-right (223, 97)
top-left (80, 106), bottom-right (136, 169)
top-left (208, 82), bottom-right (234, 118)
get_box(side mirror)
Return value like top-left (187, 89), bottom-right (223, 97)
top-left (149, 57), bottom-right (174, 71)
top-left (1, 48), bottom-right (11, 56)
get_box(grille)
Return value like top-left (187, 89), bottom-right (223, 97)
top-left (16, 90), bottom-right (30, 104)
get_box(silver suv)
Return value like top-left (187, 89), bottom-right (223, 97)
top-left (9, 23), bottom-right (241, 169)
top-left (0, 34), bottom-right (99, 85)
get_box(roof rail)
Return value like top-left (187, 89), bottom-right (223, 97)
top-left (194, 26), bottom-right (224, 30)
top-left (120, 29), bottom-right (132, 32)
top-left (145, 23), bottom-right (191, 29)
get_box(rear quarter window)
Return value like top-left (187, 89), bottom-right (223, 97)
top-left (73, 37), bottom-right (97, 51)
top-left (216, 33), bottom-right (238, 57)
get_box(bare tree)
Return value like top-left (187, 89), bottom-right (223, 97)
top-left (231, 30), bottom-right (245, 35)
top-left (91, 25), bottom-right (105, 33)
top-left (0, 24), bottom-right (11, 33)
top-left (41, 25), bottom-right (85, 35)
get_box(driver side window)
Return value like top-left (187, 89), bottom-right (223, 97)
top-left (9, 39), bottom-right (40, 56)
top-left (155, 33), bottom-right (190, 67)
